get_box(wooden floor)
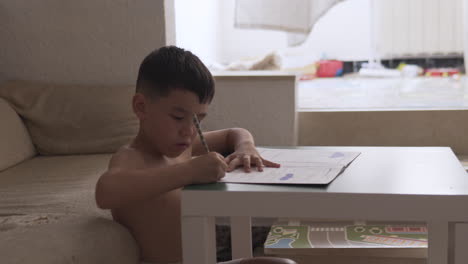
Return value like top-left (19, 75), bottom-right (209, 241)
top-left (265, 255), bottom-right (426, 264)
top-left (253, 241), bottom-right (427, 263)
top-left (257, 250), bottom-right (426, 264)
top-left (218, 222), bottom-right (430, 264)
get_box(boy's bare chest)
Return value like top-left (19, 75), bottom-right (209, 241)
top-left (143, 148), bottom-right (191, 168)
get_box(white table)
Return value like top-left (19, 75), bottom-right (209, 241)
top-left (181, 147), bottom-right (468, 264)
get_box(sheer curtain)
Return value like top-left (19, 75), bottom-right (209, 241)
top-left (235, 0), bottom-right (343, 46)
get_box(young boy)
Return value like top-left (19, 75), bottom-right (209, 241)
top-left (95, 46), bottom-right (296, 264)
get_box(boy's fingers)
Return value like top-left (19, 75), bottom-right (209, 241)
top-left (224, 154), bottom-right (235, 163)
top-left (227, 157), bottom-right (241, 172)
top-left (243, 155), bottom-right (251, 172)
top-left (254, 156), bottom-right (264, 171)
top-left (220, 159), bottom-right (228, 170)
top-left (226, 155), bottom-right (273, 172)
top-left (215, 153), bottom-right (228, 165)
top-left (263, 159), bottom-right (281, 168)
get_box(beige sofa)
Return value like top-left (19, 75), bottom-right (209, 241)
top-left (0, 81), bottom-right (140, 264)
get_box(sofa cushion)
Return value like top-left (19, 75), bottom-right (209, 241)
top-left (0, 154), bottom-right (140, 263)
top-left (0, 97), bottom-right (36, 171)
top-left (0, 216), bottom-right (139, 264)
top-left (0, 154), bottom-right (111, 216)
top-left (0, 80), bottom-right (138, 155)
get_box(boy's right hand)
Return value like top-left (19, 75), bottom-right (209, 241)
top-left (188, 152), bottom-right (228, 184)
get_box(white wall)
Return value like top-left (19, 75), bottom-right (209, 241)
top-left (216, 0), bottom-right (289, 64)
top-left (0, 0), bottom-right (169, 85)
top-left (175, 0), bottom-right (220, 65)
top-left (289, 0), bottom-right (371, 63)
top-left (174, 0), bottom-right (288, 65)
top-left (174, 0), bottom-right (371, 66)
top-left (465, 0), bottom-right (468, 72)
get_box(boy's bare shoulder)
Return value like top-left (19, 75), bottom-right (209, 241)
top-left (108, 145), bottom-right (146, 170)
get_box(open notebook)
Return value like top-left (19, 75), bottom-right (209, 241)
top-left (220, 147), bottom-right (360, 185)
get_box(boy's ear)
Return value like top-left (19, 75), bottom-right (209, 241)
top-left (132, 93), bottom-right (147, 120)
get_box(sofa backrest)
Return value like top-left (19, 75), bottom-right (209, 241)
top-left (0, 97), bottom-right (36, 171)
top-left (0, 81), bottom-right (138, 155)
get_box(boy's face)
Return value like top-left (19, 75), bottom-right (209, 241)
top-left (134, 89), bottom-right (209, 158)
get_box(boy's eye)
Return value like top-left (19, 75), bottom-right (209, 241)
top-left (170, 115), bottom-right (184, 121)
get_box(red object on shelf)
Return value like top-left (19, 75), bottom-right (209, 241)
top-left (316, 60), bottom-right (343, 78)
top-left (424, 68), bottom-right (459, 77)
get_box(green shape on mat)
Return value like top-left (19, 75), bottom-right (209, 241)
top-left (265, 225), bottom-right (311, 248)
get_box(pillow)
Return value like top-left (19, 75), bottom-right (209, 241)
top-left (0, 97), bottom-right (36, 171)
top-left (0, 81), bottom-right (138, 155)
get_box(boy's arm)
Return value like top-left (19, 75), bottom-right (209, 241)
top-left (95, 150), bottom-right (226, 210)
top-left (192, 128), bottom-right (253, 156)
top-left (192, 128), bottom-right (280, 172)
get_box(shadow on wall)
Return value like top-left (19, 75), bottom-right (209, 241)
top-left (0, 0), bottom-right (168, 85)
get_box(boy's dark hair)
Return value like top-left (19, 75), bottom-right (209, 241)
top-left (136, 46), bottom-right (215, 104)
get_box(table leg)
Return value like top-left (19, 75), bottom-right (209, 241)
top-left (428, 221), bottom-right (449, 264)
top-left (181, 216), bottom-right (217, 264)
top-left (230, 216), bottom-right (253, 259)
top-left (454, 223), bottom-right (468, 264)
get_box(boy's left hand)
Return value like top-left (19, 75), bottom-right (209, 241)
top-left (225, 142), bottom-right (280, 172)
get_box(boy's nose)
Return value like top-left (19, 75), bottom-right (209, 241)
top-left (181, 123), bottom-right (195, 137)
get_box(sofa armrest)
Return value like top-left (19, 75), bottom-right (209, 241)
top-left (0, 97), bottom-right (36, 171)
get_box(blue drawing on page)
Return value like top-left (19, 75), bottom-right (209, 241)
top-left (330, 152), bottom-right (345, 158)
top-left (280, 173), bottom-right (294, 181)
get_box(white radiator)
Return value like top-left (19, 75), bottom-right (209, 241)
top-left (375, 0), bottom-right (464, 58)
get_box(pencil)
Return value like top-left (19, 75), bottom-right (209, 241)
top-left (193, 114), bottom-right (210, 153)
